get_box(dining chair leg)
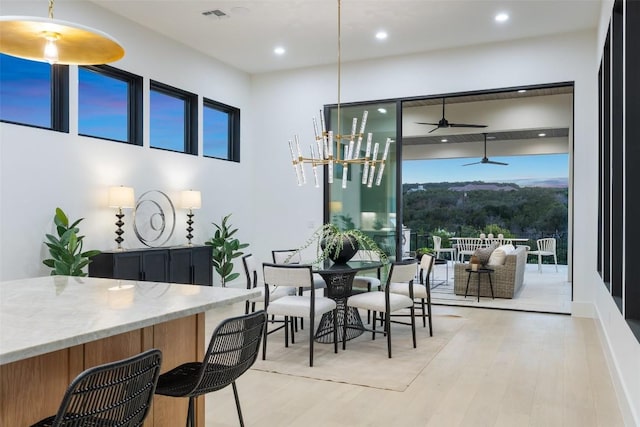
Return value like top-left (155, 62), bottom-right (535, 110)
top-left (333, 309), bottom-right (338, 354)
top-left (420, 299), bottom-right (426, 328)
top-left (410, 305), bottom-right (417, 348)
top-left (290, 316), bottom-right (296, 344)
top-left (386, 313), bottom-right (392, 358)
top-left (342, 306), bottom-right (349, 350)
top-left (372, 311), bottom-right (377, 340)
top-left (232, 381), bottom-right (245, 427)
top-left (244, 300), bottom-right (250, 314)
top-left (309, 316), bottom-right (315, 367)
top-left (262, 320), bottom-right (268, 360)
top-left (284, 316), bottom-right (290, 347)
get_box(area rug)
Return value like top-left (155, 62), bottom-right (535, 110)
top-left (251, 312), bottom-right (466, 391)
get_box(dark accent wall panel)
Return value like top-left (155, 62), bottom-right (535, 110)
top-left (603, 28), bottom-right (611, 287)
top-left (611, 0), bottom-right (623, 311)
top-left (625, 0), bottom-right (640, 327)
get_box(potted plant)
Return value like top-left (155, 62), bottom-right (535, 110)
top-left (43, 207), bottom-right (101, 276)
top-left (205, 214), bottom-right (249, 287)
top-left (288, 223), bottom-right (388, 265)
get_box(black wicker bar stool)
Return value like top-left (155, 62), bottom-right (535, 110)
top-left (154, 310), bottom-right (267, 427)
top-left (30, 348), bottom-right (162, 427)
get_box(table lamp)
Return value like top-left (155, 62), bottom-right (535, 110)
top-left (108, 186), bottom-right (135, 250)
top-left (180, 190), bottom-right (201, 246)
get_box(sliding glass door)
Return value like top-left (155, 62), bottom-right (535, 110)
top-left (326, 102), bottom-right (400, 258)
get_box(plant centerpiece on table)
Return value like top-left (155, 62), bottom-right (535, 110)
top-left (43, 207), bottom-right (101, 276)
top-left (288, 223), bottom-right (389, 265)
top-left (205, 214), bottom-right (249, 287)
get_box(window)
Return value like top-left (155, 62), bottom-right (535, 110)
top-left (203, 98), bottom-right (240, 162)
top-left (150, 81), bottom-right (197, 154)
top-left (0, 53), bottom-right (68, 131)
top-left (78, 65), bottom-right (142, 145)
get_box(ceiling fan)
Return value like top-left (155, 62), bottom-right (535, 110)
top-left (463, 133), bottom-right (508, 166)
top-left (416, 98), bottom-right (488, 133)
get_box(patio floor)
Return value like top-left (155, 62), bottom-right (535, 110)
top-left (429, 262), bottom-right (571, 314)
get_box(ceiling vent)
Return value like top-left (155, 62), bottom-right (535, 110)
top-left (202, 9), bottom-right (229, 19)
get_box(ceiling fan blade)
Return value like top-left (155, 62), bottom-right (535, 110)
top-left (415, 122), bottom-right (440, 126)
top-left (486, 160), bottom-right (509, 165)
top-left (428, 126), bottom-right (440, 133)
top-left (462, 161), bottom-right (482, 166)
top-left (448, 123), bottom-right (488, 128)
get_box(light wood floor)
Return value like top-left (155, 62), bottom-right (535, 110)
top-left (202, 302), bottom-right (624, 427)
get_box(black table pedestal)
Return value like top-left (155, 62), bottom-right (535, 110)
top-left (314, 270), bottom-right (365, 343)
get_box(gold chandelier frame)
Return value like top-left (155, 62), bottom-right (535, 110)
top-left (288, 0), bottom-right (392, 188)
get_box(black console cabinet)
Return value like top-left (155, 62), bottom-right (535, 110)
top-left (89, 245), bottom-right (213, 286)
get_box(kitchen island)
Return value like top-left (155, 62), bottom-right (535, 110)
top-left (0, 275), bottom-right (258, 426)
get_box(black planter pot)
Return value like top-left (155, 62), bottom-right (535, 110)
top-left (321, 235), bottom-right (359, 264)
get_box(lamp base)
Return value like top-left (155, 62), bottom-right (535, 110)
top-left (186, 210), bottom-right (194, 246)
top-left (115, 209), bottom-right (125, 250)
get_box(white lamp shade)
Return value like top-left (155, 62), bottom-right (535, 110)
top-left (181, 190), bottom-right (202, 210)
top-left (108, 186), bottom-right (135, 209)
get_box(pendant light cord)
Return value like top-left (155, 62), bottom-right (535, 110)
top-left (337, 0), bottom-right (341, 143)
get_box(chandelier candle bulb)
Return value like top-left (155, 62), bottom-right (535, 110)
top-left (295, 135), bottom-right (306, 184)
top-left (362, 133), bottom-right (373, 184)
top-left (289, 140), bottom-right (302, 186)
top-left (312, 164), bottom-right (320, 187)
top-left (367, 143), bottom-right (379, 187)
top-left (359, 111), bottom-right (369, 135)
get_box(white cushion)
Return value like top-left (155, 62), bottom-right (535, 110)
top-left (347, 291), bottom-right (413, 312)
top-left (248, 285), bottom-right (296, 303)
top-left (388, 282), bottom-right (428, 299)
top-left (488, 244), bottom-right (515, 266)
top-left (352, 276), bottom-right (381, 290)
top-left (267, 295), bottom-right (336, 318)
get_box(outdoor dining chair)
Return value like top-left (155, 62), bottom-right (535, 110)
top-left (456, 238), bottom-right (483, 263)
top-left (528, 238), bottom-right (558, 273)
top-left (433, 235), bottom-right (456, 261)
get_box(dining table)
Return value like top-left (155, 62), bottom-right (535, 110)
top-left (312, 260), bottom-right (383, 344)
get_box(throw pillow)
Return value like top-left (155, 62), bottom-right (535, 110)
top-left (488, 248), bottom-right (507, 266)
top-left (488, 244), bottom-right (516, 266)
top-left (473, 245), bottom-right (496, 266)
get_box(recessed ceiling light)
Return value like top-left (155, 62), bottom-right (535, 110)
top-left (375, 31), bottom-right (388, 40)
top-left (486, 136), bottom-right (496, 140)
top-left (517, 89), bottom-right (527, 93)
top-left (377, 108), bottom-right (387, 114)
top-left (441, 138), bottom-right (448, 143)
top-left (538, 133), bottom-right (546, 137)
top-left (274, 46), bottom-right (285, 55)
top-left (495, 13), bottom-right (509, 22)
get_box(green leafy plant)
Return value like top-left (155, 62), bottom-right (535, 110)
top-left (43, 207), bottom-right (101, 276)
top-left (287, 223), bottom-right (388, 265)
top-left (205, 214), bottom-right (249, 287)
top-left (415, 247), bottom-right (434, 260)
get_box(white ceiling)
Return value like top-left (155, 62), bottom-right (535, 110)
top-left (88, 0), bottom-right (602, 74)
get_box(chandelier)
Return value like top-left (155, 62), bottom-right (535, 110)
top-left (0, 0), bottom-right (124, 65)
top-left (288, 0), bottom-right (392, 189)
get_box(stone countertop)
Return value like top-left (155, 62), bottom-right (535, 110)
top-left (0, 276), bottom-right (259, 365)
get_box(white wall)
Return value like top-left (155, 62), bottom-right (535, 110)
top-left (0, 1), bottom-right (254, 284)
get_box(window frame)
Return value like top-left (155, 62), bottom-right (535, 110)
top-left (202, 97), bottom-right (241, 162)
top-left (149, 80), bottom-right (198, 155)
top-left (0, 55), bottom-right (69, 133)
top-left (78, 64), bottom-right (143, 145)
